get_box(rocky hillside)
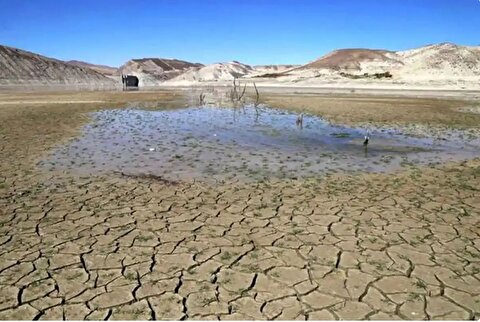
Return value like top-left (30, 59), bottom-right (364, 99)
top-left (0, 45), bottom-right (116, 87)
top-left (2, 42), bottom-right (479, 89)
top-left (396, 43), bottom-right (480, 80)
top-left (301, 48), bottom-right (402, 73)
top-left (298, 43), bottom-right (480, 81)
top-left (168, 61), bottom-right (253, 83)
top-left (118, 58), bottom-right (203, 86)
top-left (253, 64), bottom-right (298, 73)
top-left (67, 60), bottom-right (118, 76)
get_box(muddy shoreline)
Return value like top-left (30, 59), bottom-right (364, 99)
top-left (38, 105), bottom-right (480, 183)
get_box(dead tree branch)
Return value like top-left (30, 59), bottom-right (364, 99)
top-left (199, 92), bottom-right (206, 105)
top-left (253, 82), bottom-right (260, 107)
top-left (231, 78), bottom-right (238, 102)
top-left (238, 83), bottom-right (246, 101)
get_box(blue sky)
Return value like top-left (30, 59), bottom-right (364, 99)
top-left (1, 0), bottom-right (479, 67)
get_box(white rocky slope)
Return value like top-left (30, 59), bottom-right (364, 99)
top-left (246, 43), bottom-right (480, 89)
top-left (118, 58), bottom-right (203, 86)
top-left (167, 61), bottom-right (253, 83)
top-left (395, 43), bottom-right (480, 81)
top-left (0, 45), bottom-right (116, 87)
top-left (251, 64), bottom-right (299, 75)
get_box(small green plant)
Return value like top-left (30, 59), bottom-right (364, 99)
top-left (330, 132), bottom-right (350, 138)
top-left (414, 279), bottom-right (426, 289)
top-left (407, 293), bottom-right (422, 302)
top-left (201, 297), bottom-right (217, 306)
top-left (136, 235), bottom-right (153, 242)
top-left (271, 271), bottom-right (280, 278)
top-left (125, 272), bottom-right (137, 280)
top-left (293, 228), bottom-right (304, 234)
top-left (221, 252), bottom-right (233, 261)
top-left (245, 264), bottom-right (260, 273)
top-left (67, 272), bottom-right (84, 280)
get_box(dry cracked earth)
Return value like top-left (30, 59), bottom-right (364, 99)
top-left (0, 91), bottom-right (479, 320)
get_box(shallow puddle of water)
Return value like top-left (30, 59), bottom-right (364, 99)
top-left (39, 106), bottom-right (479, 182)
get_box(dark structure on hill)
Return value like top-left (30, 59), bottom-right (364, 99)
top-left (122, 74), bottom-right (139, 89)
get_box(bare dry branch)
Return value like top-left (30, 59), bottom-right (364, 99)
top-left (232, 78), bottom-right (238, 102)
top-left (199, 92), bottom-right (206, 105)
top-left (238, 83), bottom-right (247, 101)
top-left (253, 82), bottom-right (260, 107)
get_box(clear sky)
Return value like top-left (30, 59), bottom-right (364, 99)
top-left (1, 0), bottom-right (479, 67)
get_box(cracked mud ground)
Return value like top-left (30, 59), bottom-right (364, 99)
top-left (0, 91), bottom-right (479, 320)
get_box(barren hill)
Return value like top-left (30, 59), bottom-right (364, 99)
top-left (253, 64), bottom-right (299, 73)
top-left (2, 42), bottom-right (479, 90)
top-left (301, 48), bottom-right (402, 72)
top-left (396, 43), bottom-right (480, 80)
top-left (0, 45), bottom-right (116, 87)
top-left (118, 58), bottom-right (203, 86)
top-left (298, 43), bottom-right (480, 81)
top-left (168, 61), bottom-right (253, 83)
top-left (67, 60), bottom-right (118, 76)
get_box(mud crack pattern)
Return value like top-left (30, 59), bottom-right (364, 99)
top-left (0, 161), bottom-right (479, 320)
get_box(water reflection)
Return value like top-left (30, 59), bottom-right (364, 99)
top-left (39, 106), bottom-right (479, 183)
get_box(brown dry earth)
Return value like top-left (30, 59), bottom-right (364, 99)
top-left (261, 93), bottom-right (480, 128)
top-left (0, 90), bottom-right (479, 320)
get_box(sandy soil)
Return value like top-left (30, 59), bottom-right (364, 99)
top-left (0, 90), bottom-right (479, 320)
top-left (0, 90), bottom-right (186, 106)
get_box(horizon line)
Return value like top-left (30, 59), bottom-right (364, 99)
top-left (1, 40), bottom-right (478, 68)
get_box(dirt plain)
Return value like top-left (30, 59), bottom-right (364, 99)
top-left (262, 93), bottom-right (480, 132)
top-left (0, 89), bottom-right (479, 320)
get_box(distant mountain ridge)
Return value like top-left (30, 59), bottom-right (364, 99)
top-left (1, 42), bottom-right (479, 88)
